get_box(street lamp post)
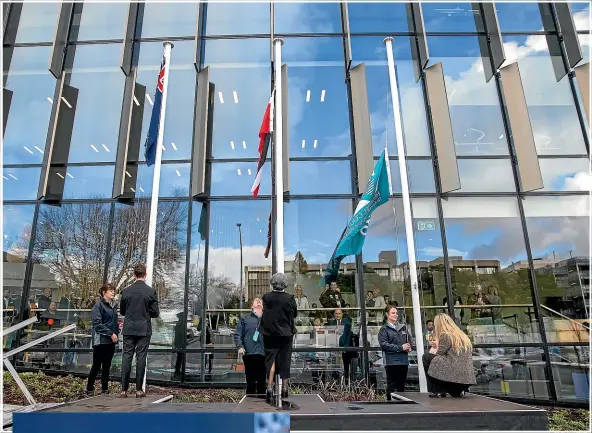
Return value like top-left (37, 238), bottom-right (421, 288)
top-left (237, 223), bottom-right (244, 311)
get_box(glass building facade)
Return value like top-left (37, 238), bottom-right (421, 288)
top-left (2, 2), bottom-right (590, 404)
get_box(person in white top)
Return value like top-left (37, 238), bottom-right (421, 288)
top-left (294, 285), bottom-right (310, 326)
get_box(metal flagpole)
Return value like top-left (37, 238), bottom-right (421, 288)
top-left (144, 41), bottom-right (174, 392)
top-left (273, 38), bottom-right (285, 274)
top-left (383, 37), bottom-right (427, 393)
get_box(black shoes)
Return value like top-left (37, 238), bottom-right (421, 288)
top-left (429, 392), bottom-right (447, 398)
top-left (266, 389), bottom-right (273, 404)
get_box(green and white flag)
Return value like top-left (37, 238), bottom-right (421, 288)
top-left (321, 149), bottom-right (392, 284)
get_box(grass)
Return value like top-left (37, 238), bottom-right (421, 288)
top-left (3, 372), bottom-right (589, 431)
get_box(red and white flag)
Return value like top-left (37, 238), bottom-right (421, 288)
top-left (251, 91), bottom-right (274, 198)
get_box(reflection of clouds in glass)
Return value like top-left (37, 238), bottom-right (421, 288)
top-left (421, 246), bottom-right (467, 258)
top-left (275, 2), bottom-right (340, 34)
top-left (539, 158), bottom-right (590, 192)
top-left (73, 2), bottom-right (127, 41)
top-left (140, 3), bottom-right (198, 38)
top-left (204, 1), bottom-right (270, 36)
top-left (3, 205), bottom-right (35, 255)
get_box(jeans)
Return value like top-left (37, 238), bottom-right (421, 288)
top-left (87, 343), bottom-right (116, 392)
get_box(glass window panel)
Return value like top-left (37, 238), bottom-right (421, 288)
top-left (13, 2), bottom-right (59, 43)
top-left (455, 159), bottom-right (516, 193)
top-left (351, 37), bottom-right (431, 157)
top-left (187, 202), bottom-right (206, 333)
top-left (348, 2), bottom-right (410, 33)
top-left (550, 346), bottom-right (590, 402)
top-left (363, 198), bottom-right (446, 329)
top-left (3, 167), bottom-right (41, 201)
top-left (71, 2), bottom-right (128, 41)
top-left (66, 43), bottom-right (125, 163)
top-left (204, 2), bottom-right (270, 36)
top-left (28, 203), bottom-right (111, 347)
top-left (290, 161), bottom-right (352, 195)
top-left (428, 36), bottom-right (509, 156)
top-left (421, 3), bottom-right (479, 33)
top-left (3, 205), bottom-right (35, 342)
top-left (523, 196), bottom-right (589, 320)
top-left (388, 159), bottom-right (436, 193)
top-left (203, 39), bottom-right (270, 160)
top-left (208, 201), bottom-right (272, 319)
top-left (60, 165), bottom-right (115, 199)
top-left (579, 34), bottom-right (590, 63)
top-left (137, 41), bottom-right (196, 162)
top-left (284, 199), bottom-right (356, 334)
top-left (572, 3), bottom-right (590, 31)
top-left (3, 46), bottom-right (55, 164)
top-left (495, 3), bottom-right (545, 32)
top-left (283, 38), bottom-right (349, 157)
top-left (211, 162), bottom-right (271, 197)
top-left (274, 2), bottom-right (341, 34)
top-left (503, 35), bottom-right (587, 155)
top-left (538, 158), bottom-right (590, 192)
top-left (138, 3), bottom-right (197, 38)
top-left (442, 197), bottom-right (539, 343)
top-left (133, 163), bottom-right (190, 198)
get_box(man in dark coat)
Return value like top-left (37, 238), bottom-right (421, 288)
top-left (261, 273), bottom-right (297, 403)
top-left (119, 264), bottom-right (160, 398)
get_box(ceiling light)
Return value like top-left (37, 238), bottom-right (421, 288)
top-left (499, 134), bottom-right (504, 139)
top-left (130, 187), bottom-right (136, 192)
top-left (139, 187), bottom-right (145, 193)
top-left (248, 169), bottom-right (252, 176)
top-left (171, 142), bottom-right (177, 151)
top-left (2, 176), bottom-right (8, 180)
top-left (306, 90), bottom-right (311, 102)
top-left (233, 91), bottom-right (238, 104)
top-left (260, 229), bottom-right (262, 233)
top-left (218, 92), bottom-right (224, 104)
top-left (242, 140), bottom-right (246, 149)
top-left (133, 96), bottom-right (140, 106)
top-left (56, 173), bottom-right (65, 179)
top-left (66, 172), bottom-right (74, 179)
top-left (90, 144), bottom-right (99, 153)
top-left (320, 90), bottom-right (326, 102)
top-left (146, 94), bottom-right (153, 106)
top-left (301, 139), bottom-right (306, 149)
top-left (23, 146), bottom-right (34, 154)
top-left (102, 144), bottom-right (110, 152)
top-left (8, 174), bottom-right (17, 180)
top-left (34, 146), bottom-right (43, 154)
top-left (46, 97), bottom-right (53, 104)
top-left (161, 144), bottom-right (166, 151)
top-left (175, 169), bottom-right (181, 177)
top-left (125, 171), bottom-right (131, 178)
top-left (237, 169), bottom-right (242, 176)
top-left (61, 97), bottom-right (72, 108)
top-left (313, 139), bottom-right (318, 149)
top-left (230, 141), bottom-right (235, 150)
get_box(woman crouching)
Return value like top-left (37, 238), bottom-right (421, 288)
top-left (423, 313), bottom-right (476, 398)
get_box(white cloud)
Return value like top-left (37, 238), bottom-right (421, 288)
top-left (420, 246), bottom-right (468, 258)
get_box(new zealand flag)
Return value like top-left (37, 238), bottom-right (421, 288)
top-left (144, 56), bottom-right (166, 166)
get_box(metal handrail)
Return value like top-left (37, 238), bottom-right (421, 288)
top-left (540, 305), bottom-right (590, 330)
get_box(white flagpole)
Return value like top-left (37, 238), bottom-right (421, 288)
top-left (383, 37), bottom-right (427, 393)
top-left (273, 38), bottom-right (285, 274)
top-left (144, 41), bottom-right (174, 392)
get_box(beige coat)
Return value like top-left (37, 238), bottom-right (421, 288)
top-left (428, 333), bottom-right (476, 385)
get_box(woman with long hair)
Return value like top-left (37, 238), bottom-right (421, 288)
top-left (86, 283), bottom-right (119, 395)
top-left (423, 313), bottom-right (476, 398)
top-left (378, 305), bottom-right (412, 399)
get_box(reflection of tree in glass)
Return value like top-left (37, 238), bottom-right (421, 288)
top-left (181, 263), bottom-right (242, 315)
top-left (291, 251), bottom-right (309, 280)
top-left (32, 192), bottom-right (189, 308)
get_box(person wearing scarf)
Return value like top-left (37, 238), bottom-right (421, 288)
top-left (234, 298), bottom-right (266, 395)
top-left (260, 273), bottom-right (297, 403)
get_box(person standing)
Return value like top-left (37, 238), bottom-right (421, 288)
top-left (86, 283), bottom-right (119, 395)
top-left (319, 281), bottom-right (345, 309)
top-left (422, 313), bottom-right (476, 398)
top-left (378, 305), bottom-right (412, 399)
top-left (261, 273), bottom-right (297, 403)
top-left (294, 285), bottom-right (309, 326)
top-left (119, 264), bottom-right (160, 398)
top-left (234, 298), bottom-right (266, 395)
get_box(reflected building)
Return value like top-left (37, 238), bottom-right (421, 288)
top-left (2, 1), bottom-right (590, 404)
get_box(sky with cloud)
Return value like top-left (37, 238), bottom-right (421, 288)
top-left (3, 2), bottom-right (590, 293)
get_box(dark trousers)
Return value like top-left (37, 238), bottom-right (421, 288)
top-left (174, 352), bottom-right (185, 378)
top-left (121, 335), bottom-right (151, 392)
top-left (385, 364), bottom-right (408, 399)
top-left (422, 353), bottom-right (468, 397)
top-left (342, 352), bottom-right (358, 381)
top-left (243, 354), bottom-right (266, 395)
top-left (87, 343), bottom-right (116, 391)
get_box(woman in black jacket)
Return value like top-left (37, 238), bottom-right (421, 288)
top-left (261, 273), bottom-right (297, 403)
top-left (86, 283), bottom-right (119, 395)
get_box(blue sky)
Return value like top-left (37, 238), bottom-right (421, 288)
top-left (3, 2), bottom-right (590, 287)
